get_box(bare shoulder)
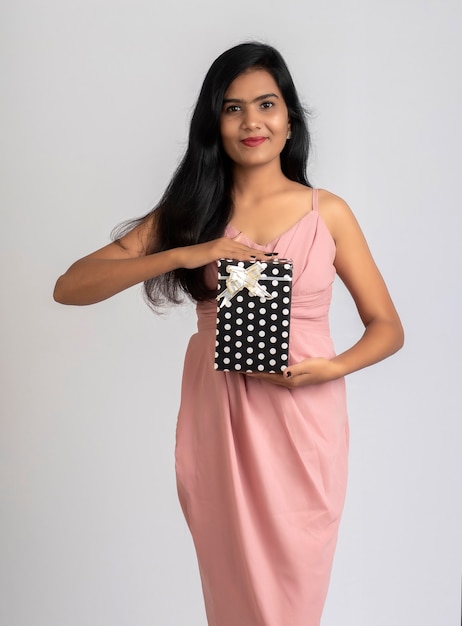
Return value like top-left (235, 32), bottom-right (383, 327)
top-left (316, 189), bottom-right (377, 287)
top-left (316, 189), bottom-right (359, 242)
top-left (82, 213), bottom-right (156, 262)
top-left (112, 213), bottom-right (156, 258)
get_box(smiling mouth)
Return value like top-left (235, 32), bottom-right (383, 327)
top-left (241, 137), bottom-right (267, 147)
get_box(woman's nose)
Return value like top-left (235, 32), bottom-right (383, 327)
top-left (241, 108), bottom-right (261, 130)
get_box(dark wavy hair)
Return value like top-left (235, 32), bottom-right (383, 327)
top-left (116, 41), bottom-right (311, 307)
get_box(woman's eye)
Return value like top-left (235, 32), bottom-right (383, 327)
top-left (260, 101), bottom-right (274, 109)
top-left (225, 105), bottom-right (241, 113)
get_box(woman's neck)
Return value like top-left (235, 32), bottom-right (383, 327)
top-left (231, 161), bottom-right (289, 202)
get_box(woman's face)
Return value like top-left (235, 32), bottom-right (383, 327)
top-left (220, 68), bottom-right (290, 169)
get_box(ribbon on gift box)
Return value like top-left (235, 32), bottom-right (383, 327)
top-left (216, 261), bottom-right (275, 308)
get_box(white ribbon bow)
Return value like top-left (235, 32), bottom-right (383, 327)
top-left (217, 262), bottom-right (274, 308)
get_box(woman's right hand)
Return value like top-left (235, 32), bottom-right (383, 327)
top-left (175, 237), bottom-right (268, 269)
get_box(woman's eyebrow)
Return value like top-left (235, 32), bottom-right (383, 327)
top-left (222, 93), bottom-right (280, 104)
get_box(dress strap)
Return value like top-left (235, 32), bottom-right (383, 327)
top-left (312, 188), bottom-right (319, 212)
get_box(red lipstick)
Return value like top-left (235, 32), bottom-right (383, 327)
top-left (241, 137), bottom-right (266, 147)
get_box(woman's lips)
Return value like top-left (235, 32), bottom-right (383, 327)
top-left (241, 137), bottom-right (267, 147)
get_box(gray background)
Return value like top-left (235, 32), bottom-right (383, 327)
top-left (1, 0), bottom-right (461, 624)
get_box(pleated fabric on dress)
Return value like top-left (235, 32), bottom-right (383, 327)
top-left (175, 189), bottom-right (349, 626)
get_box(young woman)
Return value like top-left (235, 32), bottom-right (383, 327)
top-left (54, 42), bottom-right (404, 626)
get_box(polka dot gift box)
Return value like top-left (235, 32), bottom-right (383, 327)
top-left (215, 258), bottom-right (293, 373)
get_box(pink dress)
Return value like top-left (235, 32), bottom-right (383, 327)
top-left (175, 189), bottom-right (349, 626)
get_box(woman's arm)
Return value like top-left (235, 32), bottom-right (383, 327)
top-left (248, 190), bottom-right (404, 387)
top-left (54, 217), bottom-right (161, 305)
top-left (54, 217), bottom-right (267, 306)
top-left (322, 190), bottom-right (404, 376)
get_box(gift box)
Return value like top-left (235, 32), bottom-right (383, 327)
top-left (214, 258), bottom-right (293, 373)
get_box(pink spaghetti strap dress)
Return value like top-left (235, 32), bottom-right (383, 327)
top-left (175, 189), bottom-right (349, 626)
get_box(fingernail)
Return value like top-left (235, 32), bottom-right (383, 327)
top-left (272, 251), bottom-right (279, 255)
top-left (264, 253), bottom-right (274, 257)
top-left (250, 255), bottom-right (256, 259)
top-left (285, 371), bottom-right (292, 378)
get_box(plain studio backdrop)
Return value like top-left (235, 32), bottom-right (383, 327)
top-left (1, 0), bottom-right (461, 624)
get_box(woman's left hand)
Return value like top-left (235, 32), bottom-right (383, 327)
top-left (245, 357), bottom-right (343, 388)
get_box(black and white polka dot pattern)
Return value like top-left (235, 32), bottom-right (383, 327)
top-left (215, 259), bottom-right (293, 373)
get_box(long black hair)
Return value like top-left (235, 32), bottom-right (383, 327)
top-left (116, 42), bottom-right (311, 307)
